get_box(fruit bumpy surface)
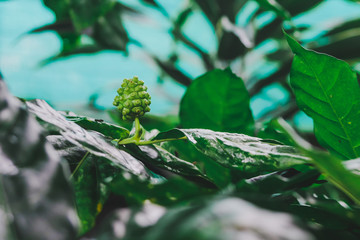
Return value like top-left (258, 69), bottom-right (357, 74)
top-left (113, 76), bottom-right (151, 121)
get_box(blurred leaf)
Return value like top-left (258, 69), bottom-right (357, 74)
top-left (64, 113), bottom-right (129, 140)
top-left (180, 68), bottom-right (254, 134)
top-left (286, 32), bottom-right (360, 159)
top-left (155, 129), bottom-right (309, 179)
top-left (43, 0), bottom-right (70, 20)
top-left (92, 3), bottom-right (129, 52)
top-left (307, 150), bottom-right (360, 205)
top-left (109, 173), bottom-right (213, 207)
top-left (313, 33), bottom-right (360, 61)
top-left (94, 201), bottom-right (166, 240)
top-left (277, 0), bottom-right (323, 16)
top-left (254, 0), bottom-right (291, 21)
top-left (68, 0), bottom-right (116, 32)
top-left (153, 56), bottom-right (192, 86)
top-left (0, 80), bottom-right (78, 239)
top-left (26, 99), bottom-right (151, 177)
top-left (217, 31), bottom-right (247, 60)
top-left (257, 118), bottom-right (313, 150)
top-left (140, 197), bottom-right (314, 240)
top-left (236, 167), bottom-right (321, 194)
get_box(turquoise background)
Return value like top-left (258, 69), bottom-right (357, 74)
top-left (1, 0), bottom-right (360, 129)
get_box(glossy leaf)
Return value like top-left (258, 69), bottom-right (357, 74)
top-left (159, 139), bottom-right (232, 187)
top-left (124, 144), bottom-right (211, 182)
top-left (0, 80), bottom-right (78, 239)
top-left (26, 99), bottom-right (151, 177)
top-left (155, 128), bottom-right (309, 178)
top-left (180, 68), bottom-right (254, 134)
top-left (286, 32), bottom-right (360, 159)
top-left (65, 114), bottom-right (129, 140)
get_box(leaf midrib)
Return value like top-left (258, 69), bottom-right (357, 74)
top-left (299, 54), bottom-right (358, 158)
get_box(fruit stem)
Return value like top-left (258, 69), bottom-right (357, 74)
top-left (134, 117), bottom-right (141, 144)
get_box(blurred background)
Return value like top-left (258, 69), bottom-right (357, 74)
top-left (1, 0), bottom-right (360, 134)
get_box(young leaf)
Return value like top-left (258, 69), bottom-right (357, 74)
top-left (180, 68), bottom-right (254, 135)
top-left (285, 32), bottom-right (360, 159)
top-left (0, 80), bottom-right (78, 239)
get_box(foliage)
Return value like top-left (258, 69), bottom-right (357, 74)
top-left (2, 0), bottom-right (360, 239)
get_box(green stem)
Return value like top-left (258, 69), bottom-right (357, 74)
top-left (117, 136), bottom-right (187, 146)
top-left (136, 136), bottom-right (187, 145)
top-left (70, 151), bottom-right (90, 180)
top-left (134, 117), bottom-right (141, 143)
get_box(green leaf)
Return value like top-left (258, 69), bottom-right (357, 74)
top-left (124, 144), bottom-right (211, 183)
top-left (68, 0), bottom-right (116, 31)
top-left (158, 140), bottom-right (232, 188)
top-left (139, 196), bottom-right (314, 240)
top-left (180, 68), bottom-right (254, 135)
top-left (254, 0), bottom-right (291, 21)
top-left (155, 129), bottom-right (309, 179)
top-left (72, 153), bottom-right (102, 235)
top-left (285, 32), bottom-right (360, 159)
top-left (109, 173), bottom-right (213, 207)
top-left (26, 99), bottom-right (151, 177)
top-left (0, 80), bottom-right (78, 239)
top-left (308, 150), bottom-right (360, 205)
top-left (65, 114), bottom-right (129, 140)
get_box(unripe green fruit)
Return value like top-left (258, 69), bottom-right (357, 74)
top-left (113, 76), bottom-right (151, 121)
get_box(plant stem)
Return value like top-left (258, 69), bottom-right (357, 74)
top-left (134, 117), bottom-right (141, 143)
top-left (136, 136), bottom-right (187, 145)
top-left (70, 151), bottom-right (89, 180)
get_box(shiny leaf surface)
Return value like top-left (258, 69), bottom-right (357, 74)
top-left (286, 32), bottom-right (360, 159)
top-left (26, 99), bottom-right (150, 177)
top-left (156, 128), bottom-right (309, 178)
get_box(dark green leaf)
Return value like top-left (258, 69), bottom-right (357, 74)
top-left (0, 80), bottom-right (78, 239)
top-left (217, 31), bottom-right (247, 60)
top-left (285, 32), bottom-right (360, 159)
top-left (68, 0), bottom-right (116, 32)
top-left (43, 0), bottom-right (70, 20)
top-left (254, 0), bottom-right (291, 21)
top-left (180, 68), bottom-right (254, 134)
top-left (65, 114), bottom-right (129, 140)
top-left (123, 144), bottom-right (211, 183)
top-left (153, 56), bottom-right (192, 86)
top-left (156, 129), bottom-right (309, 179)
top-left (92, 3), bottom-right (130, 52)
top-left (72, 153), bottom-right (102, 234)
top-left (159, 140), bottom-right (232, 187)
top-left (307, 150), bottom-right (360, 205)
top-left (141, 196), bottom-right (314, 240)
top-left (109, 173), bottom-right (213, 207)
top-left (26, 99), bottom-right (151, 177)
